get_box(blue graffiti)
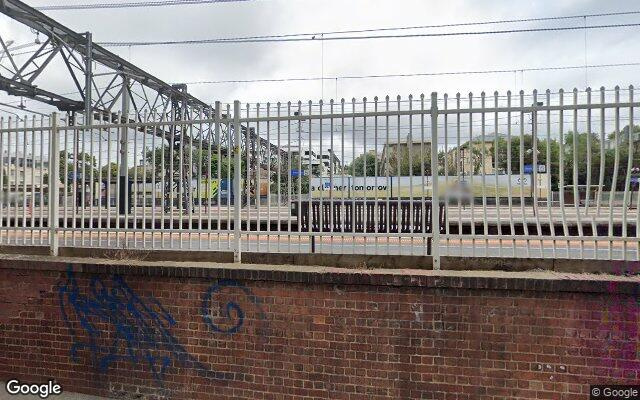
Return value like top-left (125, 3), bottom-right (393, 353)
top-left (58, 266), bottom-right (228, 384)
top-left (202, 279), bottom-right (264, 334)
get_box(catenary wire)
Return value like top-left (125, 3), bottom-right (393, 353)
top-left (34, 0), bottom-right (253, 11)
top-left (180, 62), bottom-right (640, 85)
top-left (99, 22), bottom-right (640, 47)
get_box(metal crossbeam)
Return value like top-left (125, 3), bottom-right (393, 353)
top-left (0, 0), bottom-right (287, 210)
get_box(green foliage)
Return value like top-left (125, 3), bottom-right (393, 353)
top-left (273, 153), bottom-right (309, 196)
top-left (494, 129), bottom-right (640, 191)
top-left (101, 162), bottom-right (118, 180)
top-left (58, 150), bottom-right (99, 192)
top-left (445, 145), bottom-right (483, 176)
top-left (144, 147), bottom-right (246, 181)
top-left (348, 152), bottom-right (378, 176)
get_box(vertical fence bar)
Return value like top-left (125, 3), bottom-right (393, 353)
top-left (494, 91), bottom-right (502, 256)
top-left (608, 87), bottom-right (621, 258)
top-left (384, 95), bottom-right (393, 255)
top-left (286, 102), bottom-right (291, 252)
top-left (297, 101), bottom-right (302, 254)
top-left (0, 118), bottom-right (4, 245)
top-left (245, 104), bottom-right (250, 241)
top-left (468, 92), bottom-right (475, 256)
top-left (442, 94), bottom-right (448, 256)
top-left (226, 103), bottom-right (231, 250)
top-left (407, 96), bottom-right (413, 254)
top-left (341, 99), bottom-right (346, 254)
top-left (86, 120), bottom-right (93, 246)
top-left (256, 103), bottom-right (262, 252)
top-left (160, 113), bottom-right (167, 249)
top-left (430, 92), bottom-right (440, 270)
top-left (506, 91), bottom-right (515, 254)
top-left (421, 94), bottom-right (427, 256)
top-left (13, 118), bottom-right (19, 244)
top-left (143, 111), bottom-right (149, 249)
top-left (545, 90), bottom-right (556, 258)
top-left (233, 100), bottom-right (242, 262)
top-left (214, 103), bottom-right (221, 250)
top-left (596, 87), bottom-right (606, 218)
top-left (532, 90), bottom-right (542, 256)
top-left (572, 89), bottom-right (584, 259)
top-left (30, 117), bottom-right (36, 245)
top-left (480, 92), bottom-right (488, 255)
top-left (395, 96), bottom-right (401, 256)
top-left (21, 117), bottom-right (27, 245)
top-left (622, 86), bottom-right (634, 260)
top-left (7, 117), bottom-right (13, 243)
top-left (49, 113), bottom-right (59, 255)
top-left (558, 90), bottom-right (569, 257)
top-left (519, 91), bottom-right (530, 257)
top-left (586, 88), bottom-right (597, 256)
top-left (330, 99), bottom-right (335, 253)
top-left (151, 112), bottom-right (157, 249)
top-left (308, 101), bottom-right (314, 253)
top-left (361, 98), bottom-right (366, 253)
top-left (456, 94), bottom-right (462, 250)
top-left (107, 117), bottom-right (114, 248)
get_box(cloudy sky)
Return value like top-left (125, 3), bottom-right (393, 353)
top-left (0, 0), bottom-right (638, 167)
top-left (2, 0), bottom-right (640, 112)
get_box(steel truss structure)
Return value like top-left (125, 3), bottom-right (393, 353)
top-left (0, 0), bottom-right (285, 209)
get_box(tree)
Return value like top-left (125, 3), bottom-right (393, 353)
top-left (384, 147), bottom-right (432, 176)
top-left (495, 135), bottom-right (561, 190)
top-left (101, 162), bottom-right (118, 180)
top-left (57, 150), bottom-right (99, 192)
top-left (563, 132), bottom-right (602, 188)
top-left (145, 147), bottom-right (245, 181)
top-left (444, 145), bottom-right (483, 176)
top-left (128, 165), bottom-right (154, 181)
top-left (603, 125), bottom-right (640, 190)
top-left (348, 152), bottom-right (378, 176)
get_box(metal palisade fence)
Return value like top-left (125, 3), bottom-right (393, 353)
top-left (0, 86), bottom-right (638, 267)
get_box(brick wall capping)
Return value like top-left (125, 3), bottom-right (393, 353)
top-left (0, 252), bottom-right (638, 295)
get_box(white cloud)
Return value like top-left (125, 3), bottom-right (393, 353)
top-left (2, 0), bottom-right (639, 111)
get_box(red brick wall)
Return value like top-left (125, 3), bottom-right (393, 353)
top-left (0, 259), bottom-right (638, 400)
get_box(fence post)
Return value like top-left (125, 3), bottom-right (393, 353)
top-left (430, 92), bottom-right (440, 270)
top-left (49, 113), bottom-right (60, 256)
top-left (233, 101), bottom-right (242, 263)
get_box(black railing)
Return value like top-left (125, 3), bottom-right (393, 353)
top-left (291, 199), bottom-right (446, 234)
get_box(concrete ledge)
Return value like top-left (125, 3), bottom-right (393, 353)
top-left (1, 245), bottom-right (638, 275)
top-left (0, 253), bottom-right (638, 295)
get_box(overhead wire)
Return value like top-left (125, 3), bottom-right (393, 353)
top-left (181, 62), bottom-right (640, 85)
top-left (99, 21), bottom-right (640, 47)
top-left (34, 0), bottom-right (253, 11)
top-left (3, 8), bottom-right (640, 111)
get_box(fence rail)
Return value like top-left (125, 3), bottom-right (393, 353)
top-left (0, 86), bottom-right (639, 266)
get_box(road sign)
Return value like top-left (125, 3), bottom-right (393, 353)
top-left (524, 164), bottom-right (546, 174)
top-left (291, 169), bottom-right (305, 177)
